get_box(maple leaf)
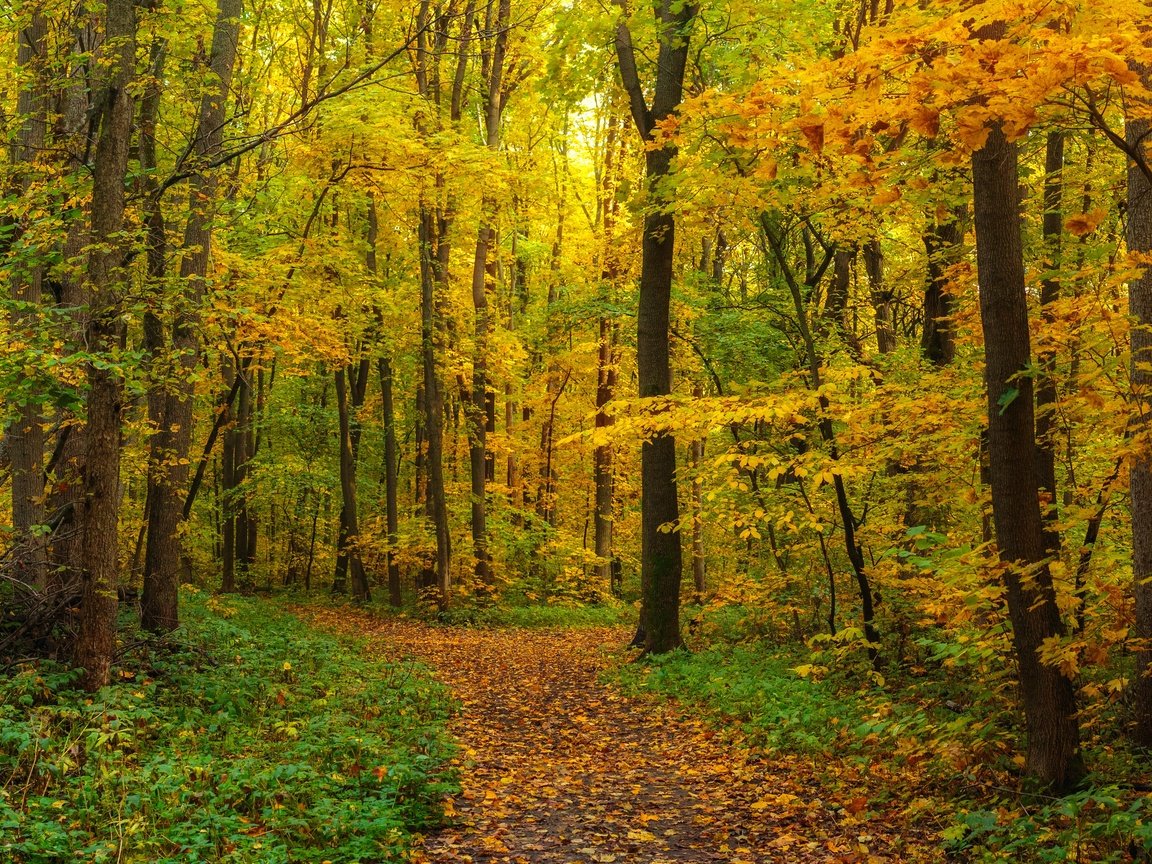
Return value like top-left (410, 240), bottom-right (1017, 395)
top-left (1064, 208), bottom-right (1107, 237)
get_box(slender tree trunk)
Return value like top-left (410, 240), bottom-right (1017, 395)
top-left (74, 0), bottom-right (137, 691)
top-left (7, 5), bottom-right (49, 590)
top-left (380, 356), bottom-right (402, 605)
top-left (863, 239), bottom-right (895, 353)
top-left (614, 0), bottom-right (696, 653)
top-left (467, 0), bottom-right (510, 590)
top-left (1034, 130), bottom-right (1065, 559)
top-left (420, 208), bottom-right (451, 605)
top-left (972, 115), bottom-right (1084, 790)
top-left (220, 385), bottom-right (237, 593)
top-left (1126, 89), bottom-right (1152, 748)
top-left (689, 432), bottom-right (706, 601)
top-left (141, 0), bottom-right (242, 631)
top-left (594, 316), bottom-right (618, 593)
top-left (334, 367), bottom-right (370, 601)
top-left (922, 211), bottom-right (961, 366)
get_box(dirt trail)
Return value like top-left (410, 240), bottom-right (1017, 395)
top-left (310, 612), bottom-right (937, 863)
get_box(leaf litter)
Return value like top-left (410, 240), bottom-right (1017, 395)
top-left (298, 608), bottom-right (942, 863)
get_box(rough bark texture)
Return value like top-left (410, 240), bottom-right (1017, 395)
top-left (467, 0), bottom-right (510, 589)
top-left (1034, 130), bottom-right (1064, 559)
top-left (74, 0), bottom-right (136, 691)
top-left (921, 214), bottom-right (960, 366)
top-left (420, 209), bottom-right (451, 604)
top-left (334, 366), bottom-right (370, 601)
top-left (615, 0), bottom-right (696, 654)
top-left (594, 316), bottom-right (618, 593)
top-left (973, 119), bottom-right (1084, 790)
top-left (141, 0), bottom-right (243, 632)
top-left (1127, 106), bottom-right (1152, 747)
top-left (863, 239), bottom-right (895, 354)
top-left (7, 5), bottom-right (49, 590)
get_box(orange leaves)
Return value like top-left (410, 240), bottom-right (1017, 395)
top-left (306, 609), bottom-right (941, 863)
top-left (796, 117), bottom-right (826, 154)
top-left (1065, 207), bottom-right (1108, 237)
top-left (871, 187), bottom-right (902, 207)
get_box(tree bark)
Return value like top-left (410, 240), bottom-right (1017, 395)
top-left (1034, 130), bottom-right (1064, 559)
top-left (141, 0), bottom-right (242, 631)
top-left (334, 366), bottom-right (370, 601)
top-left (921, 212), bottom-right (961, 366)
top-left (863, 239), bottom-right (895, 354)
top-left (614, 0), bottom-right (696, 654)
top-left (1126, 91), bottom-right (1152, 748)
top-left (972, 117), bottom-right (1084, 790)
top-left (7, 4), bottom-right (49, 590)
top-left (74, 0), bottom-right (137, 691)
top-left (420, 208), bottom-right (451, 605)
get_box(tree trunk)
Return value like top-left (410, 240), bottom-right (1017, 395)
top-left (141, 0), bottom-right (242, 631)
top-left (594, 316), bottom-right (618, 593)
top-left (1034, 130), bottom-right (1064, 559)
top-left (74, 0), bottom-right (137, 692)
top-left (420, 208), bottom-right (451, 605)
top-left (7, 5), bottom-right (49, 590)
top-left (614, 0), bottom-right (696, 654)
top-left (1126, 93), bottom-right (1152, 748)
top-left (972, 117), bottom-right (1084, 790)
top-left (863, 239), bottom-right (895, 353)
top-left (467, 0), bottom-right (510, 590)
top-left (689, 433), bottom-right (706, 601)
top-left (334, 366), bottom-right (370, 601)
top-left (921, 212), bottom-right (961, 366)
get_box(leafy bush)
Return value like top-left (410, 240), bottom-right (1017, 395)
top-left (0, 590), bottom-right (456, 863)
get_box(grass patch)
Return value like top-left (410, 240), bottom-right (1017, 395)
top-left (614, 644), bottom-right (865, 754)
top-left (435, 600), bottom-right (634, 630)
top-left (0, 589), bottom-right (456, 863)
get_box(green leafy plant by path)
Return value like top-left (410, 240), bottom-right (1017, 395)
top-left (614, 638), bottom-right (1152, 862)
top-left (613, 644), bottom-right (864, 754)
top-left (0, 590), bottom-right (457, 863)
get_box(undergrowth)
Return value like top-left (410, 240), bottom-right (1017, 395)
top-left (613, 606), bottom-right (1152, 863)
top-left (0, 589), bottom-right (457, 863)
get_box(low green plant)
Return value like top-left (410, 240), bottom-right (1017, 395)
top-left (613, 644), bottom-right (866, 754)
top-left (0, 589), bottom-right (456, 863)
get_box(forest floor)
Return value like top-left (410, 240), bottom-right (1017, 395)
top-left (299, 606), bottom-right (945, 864)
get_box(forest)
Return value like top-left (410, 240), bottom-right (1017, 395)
top-left (2, 0), bottom-right (1152, 860)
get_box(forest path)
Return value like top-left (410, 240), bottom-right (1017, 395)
top-left (301, 609), bottom-right (933, 863)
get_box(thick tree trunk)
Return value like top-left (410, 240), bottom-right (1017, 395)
top-left (972, 118), bottom-right (1084, 790)
top-left (74, 0), bottom-right (137, 692)
top-left (141, 0), bottom-right (242, 631)
top-left (615, 0), bottom-right (695, 654)
top-left (1127, 102), bottom-right (1152, 747)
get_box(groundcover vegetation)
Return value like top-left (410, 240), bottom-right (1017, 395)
top-left (0, 591), bottom-right (456, 863)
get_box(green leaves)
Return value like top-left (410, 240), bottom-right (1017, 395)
top-left (0, 591), bottom-right (457, 863)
